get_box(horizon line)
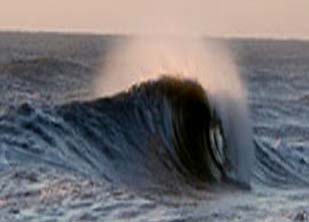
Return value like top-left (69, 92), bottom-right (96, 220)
top-left (1, 27), bottom-right (309, 42)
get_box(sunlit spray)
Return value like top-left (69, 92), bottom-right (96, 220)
top-left (94, 36), bottom-right (254, 186)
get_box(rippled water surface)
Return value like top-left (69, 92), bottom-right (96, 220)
top-left (0, 33), bottom-right (309, 221)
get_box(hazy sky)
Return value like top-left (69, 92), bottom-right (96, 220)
top-left (1, 0), bottom-right (309, 38)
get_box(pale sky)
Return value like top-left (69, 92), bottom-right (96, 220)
top-left (1, 0), bottom-right (309, 39)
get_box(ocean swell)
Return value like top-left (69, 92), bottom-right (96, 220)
top-left (0, 76), bottom-right (253, 192)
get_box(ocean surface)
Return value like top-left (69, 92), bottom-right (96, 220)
top-left (0, 32), bottom-right (309, 222)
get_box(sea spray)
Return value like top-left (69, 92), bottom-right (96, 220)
top-left (94, 37), bottom-right (254, 186)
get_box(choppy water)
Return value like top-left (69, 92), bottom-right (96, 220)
top-left (0, 33), bottom-right (309, 221)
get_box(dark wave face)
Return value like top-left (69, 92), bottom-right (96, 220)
top-left (0, 76), bottom-right (252, 192)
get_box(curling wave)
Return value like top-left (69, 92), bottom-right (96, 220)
top-left (0, 76), bottom-right (253, 191)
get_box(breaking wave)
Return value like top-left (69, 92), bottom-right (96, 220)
top-left (0, 75), bottom-right (307, 194)
top-left (0, 76), bottom-right (254, 191)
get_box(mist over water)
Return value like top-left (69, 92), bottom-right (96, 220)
top-left (94, 36), bottom-right (254, 185)
top-left (1, 27), bottom-right (309, 222)
top-left (1, 0), bottom-right (309, 221)
top-left (95, 38), bottom-right (243, 97)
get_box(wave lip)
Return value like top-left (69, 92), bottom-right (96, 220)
top-left (143, 76), bottom-right (235, 183)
